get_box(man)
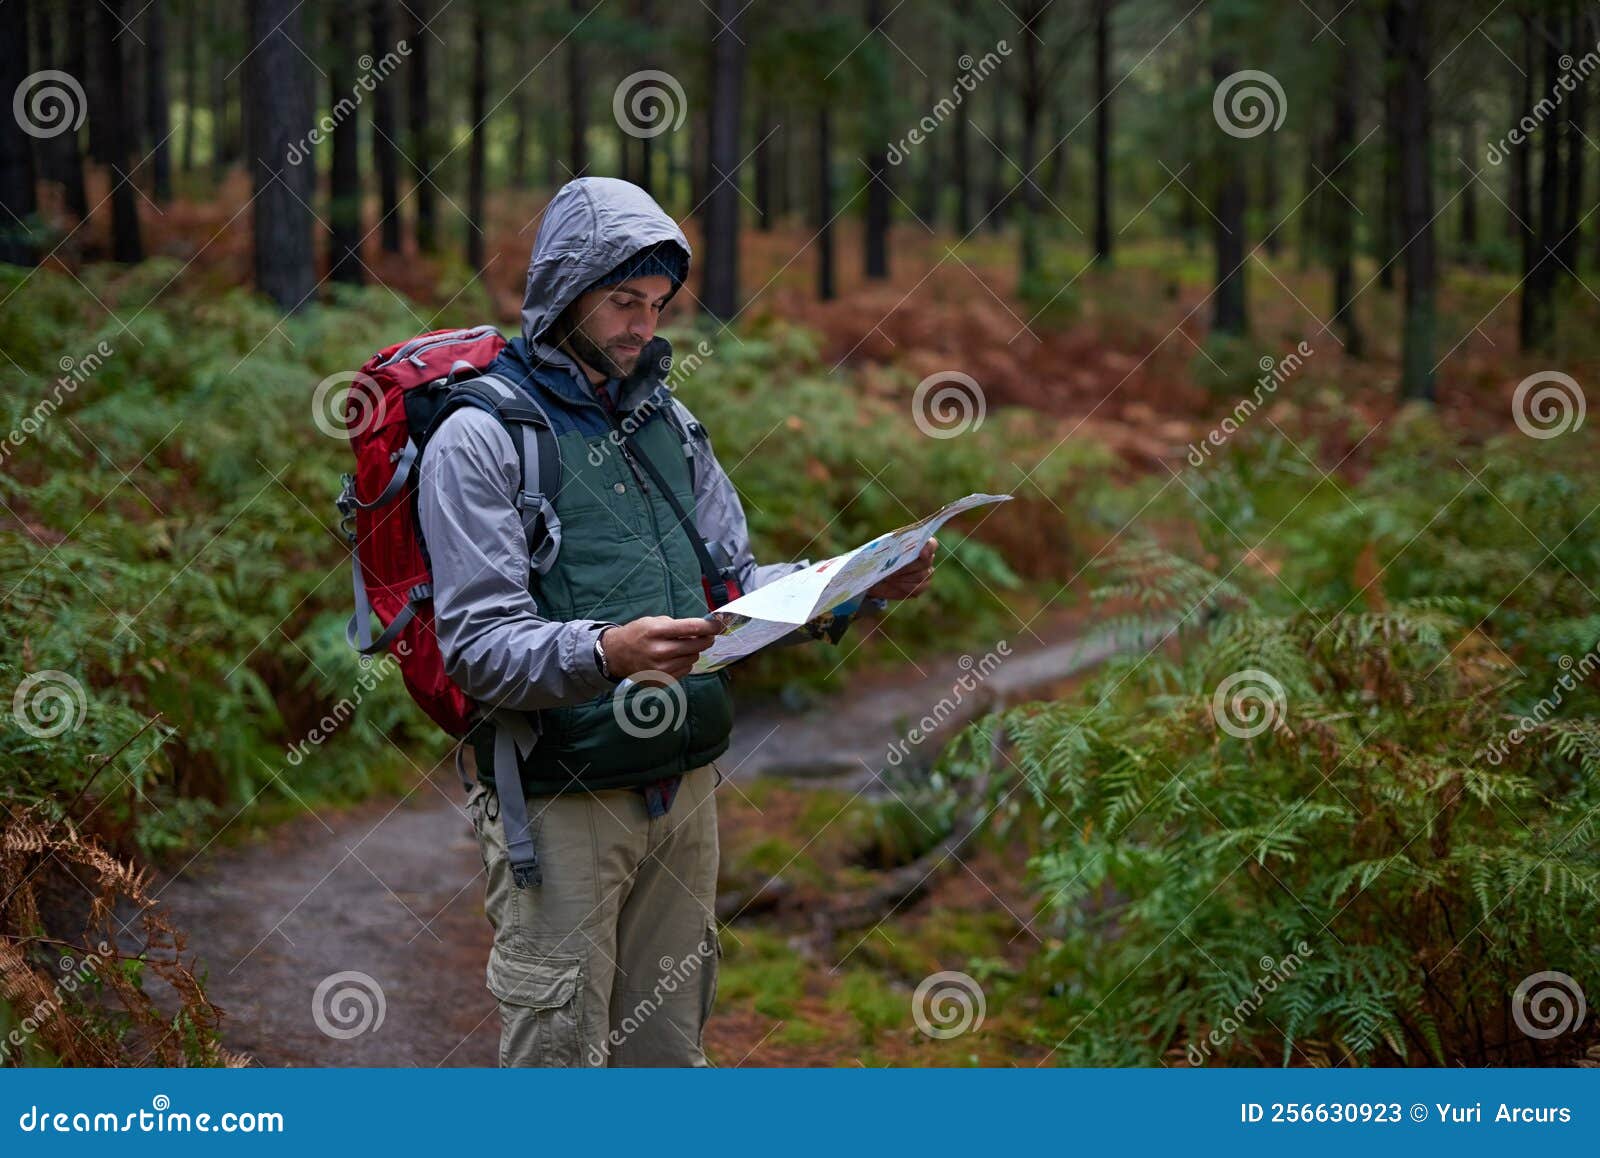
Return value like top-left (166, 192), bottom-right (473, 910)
top-left (417, 177), bottom-right (935, 1067)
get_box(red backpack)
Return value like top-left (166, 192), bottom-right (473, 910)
top-left (334, 325), bottom-right (745, 739)
top-left (334, 325), bottom-right (559, 736)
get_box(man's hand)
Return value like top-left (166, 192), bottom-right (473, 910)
top-left (600, 615), bottom-right (720, 681)
top-left (865, 538), bottom-right (938, 601)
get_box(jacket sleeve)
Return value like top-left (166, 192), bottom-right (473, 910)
top-left (416, 407), bottom-right (619, 712)
top-left (673, 401), bottom-right (813, 594)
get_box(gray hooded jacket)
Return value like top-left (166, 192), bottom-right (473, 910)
top-left (416, 178), bottom-right (810, 714)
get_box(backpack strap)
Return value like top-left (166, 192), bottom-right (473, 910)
top-left (620, 393), bottom-right (740, 607)
top-left (419, 372), bottom-right (561, 891)
top-left (424, 372), bottom-right (563, 577)
top-left (645, 395), bottom-right (865, 646)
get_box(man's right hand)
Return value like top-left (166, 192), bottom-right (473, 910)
top-left (600, 615), bottom-right (720, 681)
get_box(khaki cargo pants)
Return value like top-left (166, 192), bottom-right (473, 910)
top-left (464, 761), bottom-right (722, 1067)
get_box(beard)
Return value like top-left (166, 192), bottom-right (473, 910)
top-left (562, 322), bottom-right (639, 381)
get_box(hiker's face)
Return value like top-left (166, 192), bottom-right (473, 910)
top-left (567, 274), bottom-right (673, 379)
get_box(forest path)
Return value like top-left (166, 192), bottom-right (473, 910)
top-left (146, 607), bottom-right (1151, 1065)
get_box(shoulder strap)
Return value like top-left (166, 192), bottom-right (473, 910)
top-left (619, 398), bottom-right (737, 607)
top-left (428, 373), bottom-right (563, 576)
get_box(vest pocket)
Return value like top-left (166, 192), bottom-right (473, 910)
top-left (683, 671), bottom-right (735, 762)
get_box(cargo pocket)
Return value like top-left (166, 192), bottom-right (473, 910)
top-left (697, 918), bottom-right (722, 1054)
top-left (486, 945), bottom-right (586, 1068)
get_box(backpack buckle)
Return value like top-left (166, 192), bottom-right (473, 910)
top-left (511, 858), bottom-right (543, 888)
top-left (335, 474), bottom-right (358, 542)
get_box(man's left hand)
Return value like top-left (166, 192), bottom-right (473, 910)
top-left (865, 538), bottom-right (938, 601)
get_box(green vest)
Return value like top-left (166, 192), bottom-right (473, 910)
top-left (480, 394), bottom-right (736, 795)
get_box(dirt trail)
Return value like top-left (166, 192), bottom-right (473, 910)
top-left (147, 613), bottom-right (1142, 1066)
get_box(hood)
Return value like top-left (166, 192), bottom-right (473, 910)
top-left (520, 177), bottom-right (692, 369)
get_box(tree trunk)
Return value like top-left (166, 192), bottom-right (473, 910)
top-left (636, 0), bottom-right (656, 195)
top-left (690, 107), bottom-right (706, 209)
top-left (862, 0), bottom-right (890, 280)
top-left (31, 2), bottom-right (89, 221)
top-left (466, 2), bottom-right (488, 274)
top-left (408, 0), bottom-right (436, 252)
top-left (209, 0), bottom-right (229, 182)
top-left (0, 0), bottom-right (38, 264)
top-left (1459, 119), bottom-right (1477, 250)
top-left (702, 0), bottom-right (743, 319)
top-left (1092, 0), bottom-right (1113, 263)
top-left (776, 103), bottom-right (792, 220)
top-left (1298, 117), bottom-right (1318, 271)
top-left (754, 92), bottom-right (773, 231)
top-left (54, 0), bottom-right (89, 219)
top-left (615, 116), bottom-right (631, 182)
top-left (1329, 35), bottom-right (1364, 358)
top-left (145, 0), bottom-right (172, 203)
top-left (1391, 0), bottom-right (1436, 401)
top-left (328, 5), bottom-right (363, 285)
top-left (1511, 20), bottom-right (1533, 335)
top-left (541, 110), bottom-right (560, 191)
top-left (180, 0), bottom-right (197, 174)
top-left (84, 0), bottom-right (110, 164)
top-left (1527, 17), bottom-right (1562, 350)
top-left (953, 65), bottom-right (972, 234)
top-left (511, 78), bottom-right (531, 190)
top-left (1261, 131), bottom-right (1280, 257)
top-left (567, 0), bottom-right (588, 177)
top-left (1211, 47), bottom-right (1247, 337)
top-left (816, 106), bottom-right (835, 300)
top-left (1557, 4), bottom-right (1584, 276)
top-left (370, 0), bottom-right (402, 253)
top-left (100, 0), bottom-right (144, 262)
top-left (1017, 1), bottom-right (1046, 283)
top-left (985, 73), bottom-right (1008, 231)
top-left (1377, 12), bottom-right (1398, 292)
top-left (248, 0), bottom-right (313, 310)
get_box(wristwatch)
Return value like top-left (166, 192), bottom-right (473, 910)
top-left (863, 595), bottom-right (890, 614)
